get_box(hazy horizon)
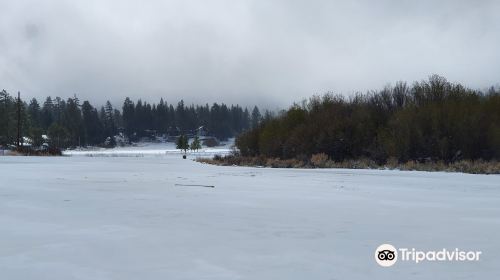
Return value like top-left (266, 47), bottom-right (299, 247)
top-left (1, 0), bottom-right (499, 108)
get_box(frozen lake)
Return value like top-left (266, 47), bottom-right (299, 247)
top-left (1, 153), bottom-right (499, 279)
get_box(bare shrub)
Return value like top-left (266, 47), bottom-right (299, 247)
top-left (386, 157), bottom-right (399, 169)
top-left (310, 153), bottom-right (329, 167)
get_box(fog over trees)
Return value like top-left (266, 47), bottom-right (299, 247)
top-left (0, 92), bottom-right (257, 148)
top-left (2, 75), bottom-right (500, 163)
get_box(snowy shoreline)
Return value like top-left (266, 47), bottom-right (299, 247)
top-left (62, 141), bottom-right (234, 158)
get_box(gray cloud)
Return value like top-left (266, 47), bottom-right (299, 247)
top-left (1, 0), bottom-right (499, 108)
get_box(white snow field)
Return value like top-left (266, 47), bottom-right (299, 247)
top-left (1, 153), bottom-right (500, 279)
top-left (62, 140), bottom-right (234, 158)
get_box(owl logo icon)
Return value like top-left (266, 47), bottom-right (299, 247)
top-left (378, 249), bottom-right (395, 261)
top-left (375, 244), bottom-right (398, 267)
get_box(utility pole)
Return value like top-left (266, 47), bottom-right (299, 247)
top-left (16, 91), bottom-right (21, 149)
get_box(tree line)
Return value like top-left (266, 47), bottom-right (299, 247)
top-left (236, 75), bottom-right (500, 163)
top-left (0, 91), bottom-right (263, 148)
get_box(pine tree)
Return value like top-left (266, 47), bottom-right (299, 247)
top-left (103, 101), bottom-right (116, 138)
top-left (251, 106), bottom-right (261, 128)
top-left (63, 97), bottom-right (83, 147)
top-left (122, 97), bottom-right (135, 138)
top-left (190, 135), bottom-right (202, 151)
top-left (28, 98), bottom-right (41, 129)
top-left (41, 97), bottom-right (54, 130)
top-left (82, 101), bottom-right (104, 145)
top-left (176, 134), bottom-right (189, 156)
top-left (0, 90), bottom-right (15, 145)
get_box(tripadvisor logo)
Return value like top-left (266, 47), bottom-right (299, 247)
top-left (375, 244), bottom-right (482, 267)
top-left (375, 244), bottom-right (398, 267)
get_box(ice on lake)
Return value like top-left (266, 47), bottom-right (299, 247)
top-left (1, 150), bottom-right (499, 279)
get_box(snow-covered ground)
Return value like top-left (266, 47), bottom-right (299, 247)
top-left (1, 154), bottom-right (499, 279)
top-left (62, 140), bottom-right (234, 157)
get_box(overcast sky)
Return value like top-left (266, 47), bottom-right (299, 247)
top-left (1, 0), bottom-right (499, 108)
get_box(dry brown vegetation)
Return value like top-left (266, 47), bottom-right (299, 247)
top-left (197, 154), bottom-right (500, 174)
